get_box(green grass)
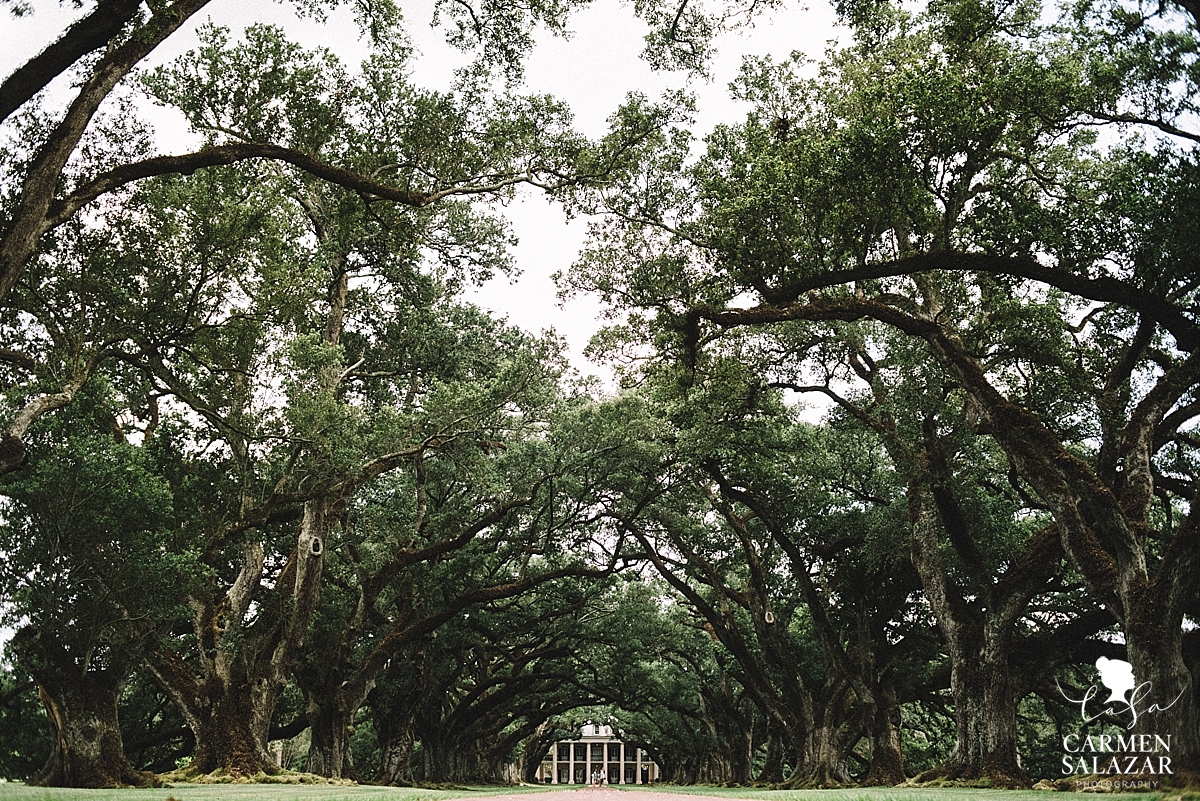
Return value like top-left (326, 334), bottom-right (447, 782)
top-left (0, 783), bottom-right (1186, 801)
top-left (0, 783), bottom-right (554, 801)
top-left (613, 785), bottom-right (1174, 800)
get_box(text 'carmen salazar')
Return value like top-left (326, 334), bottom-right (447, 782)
top-left (1062, 734), bottom-right (1172, 775)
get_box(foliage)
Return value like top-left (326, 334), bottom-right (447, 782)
top-left (0, 662), bottom-right (48, 781)
top-left (2, 0), bottom-right (1199, 787)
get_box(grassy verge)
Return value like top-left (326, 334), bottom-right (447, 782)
top-left (0, 783), bottom-right (1188, 801)
top-left (0, 783), bottom-right (556, 801)
top-left (612, 784), bottom-right (1176, 800)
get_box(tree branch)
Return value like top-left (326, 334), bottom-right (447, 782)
top-left (0, 0), bottom-right (145, 123)
top-left (756, 252), bottom-right (1199, 352)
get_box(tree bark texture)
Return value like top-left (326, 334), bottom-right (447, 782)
top-left (28, 674), bottom-right (149, 787)
top-left (9, 628), bottom-right (150, 788)
top-left (303, 684), bottom-right (366, 780)
top-left (906, 473), bottom-right (1035, 788)
top-left (860, 683), bottom-right (905, 786)
top-left (374, 716), bottom-right (417, 785)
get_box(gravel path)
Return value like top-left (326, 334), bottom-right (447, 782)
top-left (476, 789), bottom-right (723, 801)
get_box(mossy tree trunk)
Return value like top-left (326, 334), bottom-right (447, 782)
top-left (26, 670), bottom-right (151, 788)
top-left (303, 683), bottom-right (366, 781)
top-left (904, 465), bottom-right (1062, 789)
top-left (861, 682), bottom-right (905, 786)
top-left (919, 327), bottom-right (1200, 778)
top-left (149, 514), bottom-right (326, 778)
top-left (372, 681), bottom-right (420, 786)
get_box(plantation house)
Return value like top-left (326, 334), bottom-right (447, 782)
top-left (534, 724), bottom-right (660, 784)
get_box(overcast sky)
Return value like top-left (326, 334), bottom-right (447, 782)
top-left (2, 0), bottom-right (841, 381)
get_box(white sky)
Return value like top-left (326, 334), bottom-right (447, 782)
top-left (1, 0), bottom-right (841, 382)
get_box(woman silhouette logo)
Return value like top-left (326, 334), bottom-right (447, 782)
top-left (1059, 657), bottom-right (1183, 730)
top-left (1095, 657), bottom-right (1136, 706)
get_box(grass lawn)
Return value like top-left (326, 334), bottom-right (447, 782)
top-left (614, 784), bottom-right (1184, 800)
top-left (0, 782), bottom-right (1189, 801)
top-left (0, 783), bottom-right (555, 801)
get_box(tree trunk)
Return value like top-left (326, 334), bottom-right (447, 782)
top-left (370, 679), bottom-right (421, 785)
top-left (906, 472), bottom-right (1034, 789)
top-left (29, 674), bottom-right (150, 788)
top-left (419, 731), bottom-right (447, 782)
top-left (800, 726), bottom-right (853, 787)
top-left (781, 680), bottom-right (857, 788)
top-left (188, 678), bottom-right (271, 776)
top-left (733, 720), bottom-right (755, 784)
top-left (697, 751), bottom-right (734, 784)
top-left (304, 689), bottom-right (365, 780)
top-left (150, 508), bottom-right (326, 778)
top-left (905, 601), bottom-right (1029, 787)
top-left (670, 756), bottom-right (697, 784)
top-left (9, 627), bottom-right (150, 789)
top-left (861, 683), bottom-right (905, 786)
top-left (375, 719), bottom-right (416, 785)
top-left (1125, 593), bottom-right (1200, 780)
top-left (149, 607), bottom-right (282, 777)
top-left (420, 732), bottom-right (489, 783)
top-left (757, 727), bottom-right (786, 783)
top-left (926, 641), bottom-right (1026, 787)
top-left (916, 320), bottom-right (1200, 777)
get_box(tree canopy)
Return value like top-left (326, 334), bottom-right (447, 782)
top-left (1, 0), bottom-right (1198, 790)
